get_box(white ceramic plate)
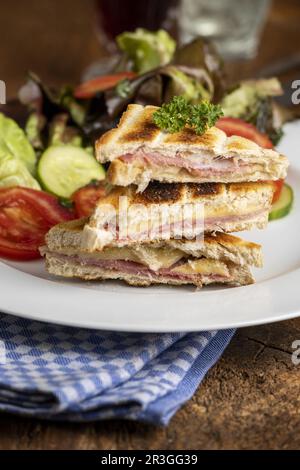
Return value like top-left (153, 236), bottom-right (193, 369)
top-left (1, 122), bottom-right (299, 332)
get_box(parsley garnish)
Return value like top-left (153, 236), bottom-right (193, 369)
top-left (153, 96), bottom-right (223, 135)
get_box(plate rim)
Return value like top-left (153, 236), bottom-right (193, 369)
top-left (0, 258), bottom-right (300, 332)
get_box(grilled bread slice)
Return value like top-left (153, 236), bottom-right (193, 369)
top-left (45, 218), bottom-right (263, 268)
top-left (81, 181), bottom-right (274, 251)
top-left (42, 219), bottom-right (262, 287)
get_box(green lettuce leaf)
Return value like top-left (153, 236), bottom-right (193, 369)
top-left (221, 78), bottom-right (284, 144)
top-left (0, 112), bottom-right (37, 175)
top-left (162, 66), bottom-right (212, 104)
top-left (221, 78), bottom-right (282, 118)
top-left (0, 149), bottom-right (40, 190)
top-left (117, 29), bottom-right (176, 74)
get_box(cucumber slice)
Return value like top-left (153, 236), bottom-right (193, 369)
top-left (37, 145), bottom-right (105, 198)
top-left (269, 183), bottom-right (293, 221)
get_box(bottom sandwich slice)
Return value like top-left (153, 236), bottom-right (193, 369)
top-left (41, 219), bottom-right (262, 288)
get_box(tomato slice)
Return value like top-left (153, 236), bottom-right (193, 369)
top-left (216, 117), bottom-right (273, 149)
top-left (74, 72), bottom-right (137, 99)
top-left (72, 182), bottom-right (107, 218)
top-left (0, 187), bottom-right (75, 261)
top-left (271, 179), bottom-right (284, 204)
top-left (216, 117), bottom-right (283, 202)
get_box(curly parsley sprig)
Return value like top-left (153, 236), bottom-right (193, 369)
top-left (153, 96), bottom-right (223, 135)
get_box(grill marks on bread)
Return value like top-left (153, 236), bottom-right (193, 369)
top-left (92, 181), bottom-right (274, 209)
top-left (136, 182), bottom-right (182, 204)
top-left (163, 126), bottom-right (223, 147)
top-left (190, 183), bottom-right (221, 198)
top-left (135, 182), bottom-right (225, 204)
top-left (120, 111), bottom-right (160, 143)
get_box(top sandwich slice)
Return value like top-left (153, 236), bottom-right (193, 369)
top-left (81, 181), bottom-right (274, 251)
top-left (96, 104), bottom-right (288, 190)
top-left (42, 218), bottom-right (262, 287)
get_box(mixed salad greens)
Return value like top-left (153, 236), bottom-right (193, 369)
top-left (116, 28), bottom-right (176, 74)
top-left (221, 77), bottom-right (284, 145)
top-left (0, 28), bottom-right (295, 260)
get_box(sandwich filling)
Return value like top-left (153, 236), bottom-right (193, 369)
top-left (108, 150), bottom-right (286, 191)
top-left (42, 221), bottom-right (260, 287)
top-left (83, 208), bottom-right (268, 250)
top-left (43, 250), bottom-right (251, 287)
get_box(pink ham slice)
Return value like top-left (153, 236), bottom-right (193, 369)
top-left (114, 209), bottom-right (265, 243)
top-left (120, 150), bottom-right (248, 175)
top-left (49, 252), bottom-right (231, 284)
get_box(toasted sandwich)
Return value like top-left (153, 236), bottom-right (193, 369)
top-left (81, 181), bottom-right (274, 251)
top-left (42, 219), bottom-right (262, 287)
top-left (96, 104), bottom-right (288, 191)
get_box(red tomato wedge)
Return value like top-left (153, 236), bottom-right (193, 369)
top-left (271, 179), bottom-right (284, 204)
top-left (0, 188), bottom-right (75, 261)
top-left (216, 117), bottom-right (283, 202)
top-left (74, 72), bottom-right (137, 99)
top-left (216, 117), bottom-right (273, 149)
top-left (72, 182), bottom-right (107, 218)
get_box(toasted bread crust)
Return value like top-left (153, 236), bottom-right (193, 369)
top-left (190, 182), bottom-right (222, 198)
top-left (96, 104), bottom-right (228, 155)
top-left (163, 125), bottom-right (225, 147)
top-left (135, 182), bottom-right (182, 204)
top-left (204, 232), bottom-right (260, 250)
top-left (91, 181), bottom-right (273, 208)
top-left (119, 106), bottom-right (161, 143)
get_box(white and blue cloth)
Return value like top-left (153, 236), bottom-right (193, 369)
top-left (0, 313), bottom-right (234, 425)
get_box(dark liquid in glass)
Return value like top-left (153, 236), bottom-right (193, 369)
top-left (96, 0), bottom-right (179, 40)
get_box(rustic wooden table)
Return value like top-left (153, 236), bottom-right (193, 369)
top-left (0, 0), bottom-right (300, 450)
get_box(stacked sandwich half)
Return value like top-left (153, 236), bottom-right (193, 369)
top-left (43, 104), bottom-right (288, 288)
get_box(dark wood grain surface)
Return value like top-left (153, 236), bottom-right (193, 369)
top-left (0, 0), bottom-right (300, 450)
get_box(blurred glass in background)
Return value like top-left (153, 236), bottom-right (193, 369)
top-left (83, 0), bottom-right (179, 79)
top-left (179, 0), bottom-right (271, 59)
top-left (85, 0), bottom-right (271, 80)
top-left (95, 0), bottom-right (179, 51)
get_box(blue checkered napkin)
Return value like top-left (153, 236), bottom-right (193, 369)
top-left (0, 313), bottom-right (234, 425)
